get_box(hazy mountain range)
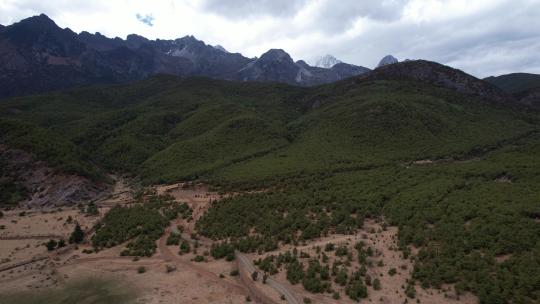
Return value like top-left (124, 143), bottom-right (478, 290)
top-left (1, 14), bottom-right (538, 108)
top-left (0, 14), bottom-right (372, 98)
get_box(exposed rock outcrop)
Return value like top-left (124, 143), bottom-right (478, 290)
top-left (0, 145), bottom-right (110, 207)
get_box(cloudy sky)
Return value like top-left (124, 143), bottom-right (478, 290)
top-left (1, 0), bottom-right (539, 77)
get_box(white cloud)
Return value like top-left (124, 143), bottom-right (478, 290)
top-left (0, 0), bottom-right (539, 77)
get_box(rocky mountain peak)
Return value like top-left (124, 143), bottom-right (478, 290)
top-left (259, 49), bottom-right (294, 63)
top-left (314, 54), bottom-right (342, 68)
top-left (126, 34), bottom-right (149, 48)
top-left (0, 14), bottom-right (375, 97)
top-left (377, 55), bottom-right (398, 68)
top-left (213, 45), bottom-right (228, 52)
top-left (20, 13), bottom-right (57, 28)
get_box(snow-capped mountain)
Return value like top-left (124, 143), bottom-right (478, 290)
top-left (314, 54), bottom-right (342, 68)
top-left (0, 14), bottom-right (373, 98)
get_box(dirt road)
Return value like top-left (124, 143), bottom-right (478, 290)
top-left (158, 227), bottom-right (247, 294)
top-left (235, 251), bottom-right (299, 304)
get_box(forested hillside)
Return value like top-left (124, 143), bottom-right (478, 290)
top-left (1, 61), bottom-right (540, 303)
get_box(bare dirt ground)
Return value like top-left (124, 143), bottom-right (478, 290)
top-left (1, 181), bottom-right (478, 304)
top-left (0, 181), bottom-right (251, 304)
top-left (251, 219), bottom-right (478, 304)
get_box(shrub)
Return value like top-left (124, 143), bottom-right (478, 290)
top-left (69, 224), bottom-right (84, 244)
top-left (137, 266), bottom-right (146, 274)
top-left (335, 246), bottom-right (348, 257)
top-left (179, 240), bottom-right (191, 254)
top-left (166, 233), bottom-right (181, 245)
top-left (373, 278), bottom-right (381, 290)
top-left (193, 255), bottom-right (205, 262)
top-left (45, 239), bottom-right (57, 251)
top-left (406, 283), bottom-right (416, 298)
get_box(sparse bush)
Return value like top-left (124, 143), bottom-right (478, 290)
top-left (324, 243), bottom-right (335, 252)
top-left (45, 239), bottom-right (57, 251)
top-left (137, 266), bottom-right (146, 274)
top-left (166, 233), bottom-right (181, 245)
top-left (193, 255), bottom-right (205, 262)
top-left (373, 278), bottom-right (381, 290)
top-left (335, 245), bottom-right (348, 257)
top-left (406, 283), bottom-right (416, 298)
top-left (179, 240), bottom-right (191, 254)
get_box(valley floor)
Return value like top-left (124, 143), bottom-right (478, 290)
top-left (0, 178), bottom-right (479, 304)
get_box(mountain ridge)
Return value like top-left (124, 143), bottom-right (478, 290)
top-left (0, 14), bottom-right (371, 98)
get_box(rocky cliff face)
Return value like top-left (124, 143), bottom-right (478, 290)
top-left (0, 15), bottom-right (371, 98)
top-left (0, 145), bottom-right (110, 208)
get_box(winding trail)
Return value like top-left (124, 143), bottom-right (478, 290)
top-left (235, 251), bottom-right (299, 304)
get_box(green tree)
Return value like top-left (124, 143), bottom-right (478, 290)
top-left (286, 260), bottom-right (304, 284)
top-left (335, 268), bottom-right (348, 286)
top-left (69, 223), bottom-right (84, 244)
top-left (346, 280), bottom-right (368, 300)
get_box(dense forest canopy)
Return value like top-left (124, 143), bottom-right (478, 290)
top-left (1, 70), bottom-right (539, 303)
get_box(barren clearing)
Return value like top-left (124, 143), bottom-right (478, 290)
top-left (1, 180), bottom-right (478, 303)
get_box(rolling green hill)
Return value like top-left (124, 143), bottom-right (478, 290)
top-left (1, 65), bottom-right (540, 303)
top-left (485, 73), bottom-right (540, 94)
top-left (1, 73), bottom-right (534, 185)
